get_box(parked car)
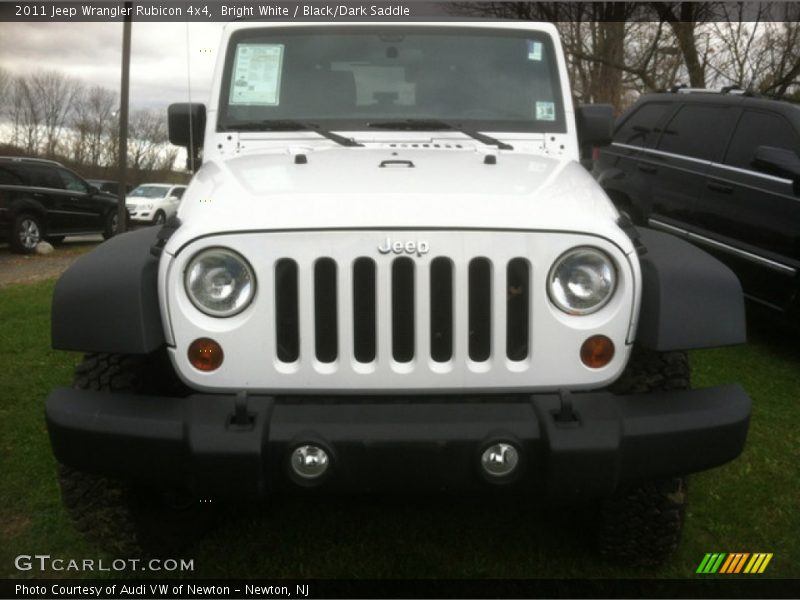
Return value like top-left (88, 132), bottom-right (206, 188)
top-left (86, 179), bottom-right (134, 197)
top-left (595, 89), bottom-right (800, 320)
top-left (0, 157), bottom-right (123, 253)
top-left (47, 22), bottom-right (751, 565)
top-left (125, 183), bottom-right (187, 225)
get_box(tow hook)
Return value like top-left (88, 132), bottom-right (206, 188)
top-left (228, 390), bottom-right (255, 430)
top-left (553, 389), bottom-right (580, 427)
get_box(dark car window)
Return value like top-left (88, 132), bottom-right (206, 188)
top-left (657, 104), bottom-right (736, 162)
top-left (724, 110), bottom-right (800, 170)
top-left (172, 187), bottom-right (186, 199)
top-left (0, 165), bottom-right (26, 185)
top-left (58, 169), bottom-right (90, 193)
top-left (614, 101), bottom-right (671, 147)
top-left (26, 165), bottom-right (64, 189)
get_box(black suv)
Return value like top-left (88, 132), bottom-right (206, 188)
top-left (0, 157), bottom-right (123, 253)
top-left (595, 90), bottom-right (800, 320)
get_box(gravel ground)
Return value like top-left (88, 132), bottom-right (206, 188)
top-left (0, 237), bottom-right (101, 288)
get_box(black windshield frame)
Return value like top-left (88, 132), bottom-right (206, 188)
top-left (217, 26), bottom-right (567, 135)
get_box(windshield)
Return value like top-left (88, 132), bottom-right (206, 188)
top-left (129, 185), bottom-right (168, 199)
top-left (218, 26), bottom-right (566, 133)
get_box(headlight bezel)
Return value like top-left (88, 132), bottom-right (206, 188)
top-left (184, 246), bottom-right (257, 318)
top-left (547, 246), bottom-right (617, 316)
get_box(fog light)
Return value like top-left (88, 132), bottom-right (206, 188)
top-left (188, 338), bottom-right (224, 371)
top-left (481, 443), bottom-right (519, 478)
top-left (290, 445), bottom-right (330, 480)
top-left (580, 335), bottom-right (615, 368)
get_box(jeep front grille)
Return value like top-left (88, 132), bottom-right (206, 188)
top-left (272, 253), bottom-right (531, 367)
top-left (167, 231), bottom-right (634, 392)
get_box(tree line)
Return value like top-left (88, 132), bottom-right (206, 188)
top-left (0, 66), bottom-right (179, 178)
top-left (449, 1), bottom-right (800, 110)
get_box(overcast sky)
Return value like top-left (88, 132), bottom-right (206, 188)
top-left (0, 21), bottom-right (226, 109)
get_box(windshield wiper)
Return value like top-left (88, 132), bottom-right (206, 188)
top-left (367, 119), bottom-right (513, 150)
top-left (224, 120), bottom-right (362, 147)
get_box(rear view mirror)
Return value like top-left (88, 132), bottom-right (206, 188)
top-left (168, 103), bottom-right (206, 170)
top-left (576, 104), bottom-right (614, 148)
top-left (753, 145), bottom-right (800, 180)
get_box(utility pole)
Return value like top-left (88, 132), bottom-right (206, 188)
top-left (116, 1), bottom-right (132, 235)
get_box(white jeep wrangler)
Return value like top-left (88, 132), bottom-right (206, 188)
top-left (47, 22), bottom-right (751, 565)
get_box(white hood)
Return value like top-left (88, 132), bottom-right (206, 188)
top-left (167, 146), bottom-right (627, 253)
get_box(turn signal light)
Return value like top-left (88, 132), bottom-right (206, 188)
top-left (188, 338), bottom-right (224, 371)
top-left (580, 335), bottom-right (614, 368)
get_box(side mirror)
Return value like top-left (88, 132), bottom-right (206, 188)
top-left (88, 185), bottom-right (100, 195)
top-left (576, 104), bottom-right (614, 149)
top-left (753, 145), bottom-right (800, 180)
top-left (168, 103), bottom-right (205, 170)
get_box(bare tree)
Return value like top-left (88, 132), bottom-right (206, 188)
top-left (69, 87), bottom-right (91, 164)
top-left (29, 71), bottom-right (82, 158)
top-left (757, 5), bottom-right (800, 97)
top-left (702, 4), bottom-right (800, 98)
top-left (156, 146), bottom-right (179, 172)
top-left (706, 5), bottom-right (768, 90)
top-left (128, 108), bottom-right (169, 171)
top-left (70, 85), bottom-right (117, 166)
top-left (0, 67), bottom-right (10, 111)
top-left (11, 76), bottom-right (43, 155)
top-left (649, 2), bottom-right (722, 89)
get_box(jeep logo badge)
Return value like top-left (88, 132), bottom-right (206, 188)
top-left (378, 237), bottom-right (430, 257)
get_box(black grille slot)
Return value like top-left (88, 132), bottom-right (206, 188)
top-left (506, 258), bottom-right (529, 361)
top-left (392, 257), bottom-right (415, 362)
top-left (430, 257), bottom-right (453, 362)
top-left (314, 258), bottom-right (338, 363)
top-left (353, 258), bottom-right (376, 363)
top-left (275, 259), bottom-right (299, 362)
top-left (468, 257), bottom-right (491, 361)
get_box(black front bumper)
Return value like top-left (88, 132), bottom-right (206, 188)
top-left (45, 385), bottom-right (751, 499)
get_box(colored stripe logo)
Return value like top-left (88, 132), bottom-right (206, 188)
top-left (697, 553), bottom-right (773, 574)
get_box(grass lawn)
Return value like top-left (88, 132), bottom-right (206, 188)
top-left (1, 279), bottom-right (798, 580)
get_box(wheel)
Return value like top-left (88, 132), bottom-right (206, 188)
top-left (102, 211), bottom-right (119, 240)
top-left (596, 346), bottom-right (691, 566)
top-left (153, 211), bottom-right (166, 226)
top-left (596, 477), bottom-right (688, 567)
top-left (57, 352), bottom-right (212, 557)
top-left (609, 346), bottom-right (690, 395)
top-left (10, 213), bottom-right (44, 253)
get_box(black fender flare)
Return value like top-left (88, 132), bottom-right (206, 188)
top-left (52, 227), bottom-right (165, 354)
top-left (635, 227), bottom-right (746, 351)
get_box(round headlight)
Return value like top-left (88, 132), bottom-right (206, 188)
top-left (548, 247), bottom-right (616, 315)
top-left (185, 247), bottom-right (256, 317)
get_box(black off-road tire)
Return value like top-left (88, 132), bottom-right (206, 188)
top-left (597, 477), bottom-right (687, 566)
top-left (57, 352), bottom-right (212, 557)
top-left (596, 346), bottom-right (691, 566)
top-left (609, 347), bottom-right (690, 395)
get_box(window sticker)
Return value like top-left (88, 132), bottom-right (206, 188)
top-left (527, 41), bottom-right (543, 61)
top-left (536, 101), bottom-right (555, 121)
top-left (229, 44), bottom-right (284, 105)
